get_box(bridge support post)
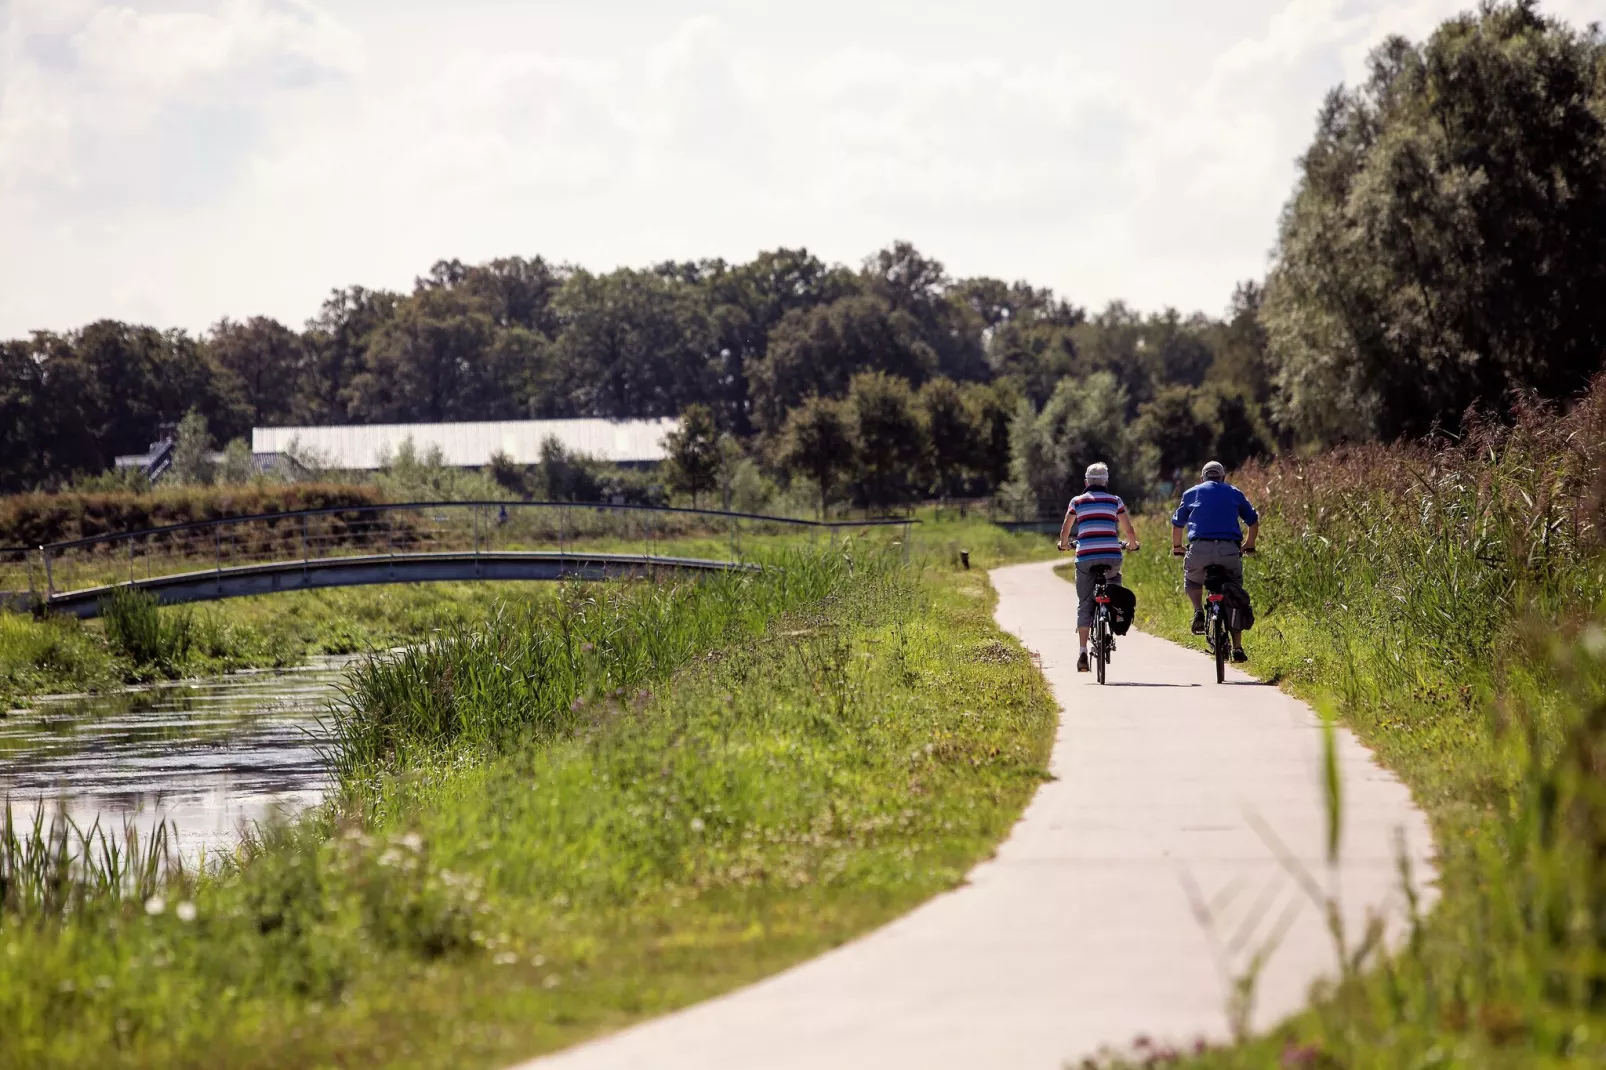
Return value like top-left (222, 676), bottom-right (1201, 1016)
top-left (40, 546), bottom-right (52, 602)
top-left (301, 515), bottom-right (309, 582)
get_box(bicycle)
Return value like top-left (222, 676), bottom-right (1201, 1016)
top-left (1174, 546), bottom-right (1255, 684)
top-left (1089, 563), bottom-right (1116, 685)
top-left (1201, 564), bottom-right (1232, 684)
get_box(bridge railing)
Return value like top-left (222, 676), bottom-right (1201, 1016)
top-left (1, 502), bottom-right (915, 605)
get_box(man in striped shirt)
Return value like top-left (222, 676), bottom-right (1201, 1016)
top-left (1056, 462), bottom-right (1140, 673)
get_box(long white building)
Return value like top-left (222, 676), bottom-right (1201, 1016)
top-left (252, 418), bottom-right (679, 470)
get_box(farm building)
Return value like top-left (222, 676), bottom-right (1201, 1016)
top-left (251, 418), bottom-right (680, 471)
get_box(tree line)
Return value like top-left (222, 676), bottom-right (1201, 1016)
top-left (2, 2), bottom-right (1601, 513)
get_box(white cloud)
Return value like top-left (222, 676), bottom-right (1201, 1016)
top-left (0, 0), bottom-right (357, 209)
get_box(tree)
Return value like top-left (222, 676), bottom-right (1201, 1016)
top-left (749, 296), bottom-right (937, 434)
top-left (343, 287), bottom-right (517, 422)
top-left (1136, 386), bottom-right (1217, 486)
top-left (919, 377), bottom-right (982, 499)
top-left (218, 438), bottom-right (256, 484)
top-left (1263, 2), bottom-right (1606, 442)
top-left (844, 371), bottom-right (929, 513)
top-left (301, 287), bottom-right (400, 424)
top-left (862, 242), bottom-right (988, 381)
top-left (1005, 373), bottom-right (1156, 517)
top-left (208, 317), bottom-right (305, 427)
top-left (169, 410), bottom-right (215, 485)
top-left (964, 379), bottom-right (1020, 493)
top-left (775, 395), bottom-right (855, 518)
top-left (550, 269), bottom-right (717, 418)
top-left (663, 404), bottom-right (722, 507)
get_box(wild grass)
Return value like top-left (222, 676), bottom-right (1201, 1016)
top-left (0, 533), bottom-right (1057, 1068)
top-left (1104, 377), bottom-right (1606, 1067)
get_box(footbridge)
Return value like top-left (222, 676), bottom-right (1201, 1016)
top-left (0, 502), bottom-right (914, 619)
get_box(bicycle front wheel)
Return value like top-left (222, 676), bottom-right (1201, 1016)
top-left (1213, 612), bottom-right (1227, 684)
top-left (1095, 617), bottom-right (1108, 684)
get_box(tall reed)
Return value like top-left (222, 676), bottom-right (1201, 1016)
top-left (330, 546), bottom-right (880, 772)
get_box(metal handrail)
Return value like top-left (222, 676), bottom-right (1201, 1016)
top-left (38, 501), bottom-right (919, 555)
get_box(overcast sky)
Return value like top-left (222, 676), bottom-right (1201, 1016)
top-left (2, 0), bottom-right (1599, 339)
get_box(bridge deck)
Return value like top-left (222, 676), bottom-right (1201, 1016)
top-left (45, 551), bottom-right (758, 618)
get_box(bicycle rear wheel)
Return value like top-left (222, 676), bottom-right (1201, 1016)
top-left (1095, 616), bottom-right (1108, 684)
top-left (1213, 611), bottom-right (1227, 684)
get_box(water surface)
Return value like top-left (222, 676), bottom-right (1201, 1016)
top-left (0, 657), bottom-right (353, 858)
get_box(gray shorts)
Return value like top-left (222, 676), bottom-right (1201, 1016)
top-left (1075, 561), bottom-right (1122, 628)
top-left (1183, 540), bottom-right (1242, 590)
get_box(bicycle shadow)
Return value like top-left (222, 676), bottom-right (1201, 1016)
top-left (1103, 681), bottom-right (1201, 688)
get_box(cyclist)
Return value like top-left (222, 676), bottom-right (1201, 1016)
top-left (1170, 460), bottom-right (1259, 662)
top-left (1057, 462), bottom-right (1139, 673)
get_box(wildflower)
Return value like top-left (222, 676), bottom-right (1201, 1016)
top-left (144, 896), bottom-right (166, 916)
top-left (689, 817), bottom-right (705, 833)
top-left (494, 952), bottom-right (518, 966)
top-left (176, 901), bottom-right (197, 923)
top-left (399, 832), bottom-right (424, 852)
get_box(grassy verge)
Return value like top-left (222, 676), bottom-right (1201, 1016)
top-left (1087, 386), bottom-right (1606, 1067)
top-left (1, 533), bottom-right (1057, 1068)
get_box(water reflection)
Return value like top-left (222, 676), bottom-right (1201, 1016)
top-left (0, 657), bottom-right (353, 858)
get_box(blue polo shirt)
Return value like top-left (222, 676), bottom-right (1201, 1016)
top-left (1171, 480), bottom-right (1259, 542)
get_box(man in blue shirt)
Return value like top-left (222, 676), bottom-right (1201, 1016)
top-left (1170, 460), bottom-right (1259, 661)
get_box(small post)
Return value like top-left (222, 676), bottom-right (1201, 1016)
top-left (128, 538), bottom-right (135, 584)
top-left (473, 505), bottom-right (481, 557)
top-left (41, 546), bottom-right (52, 601)
top-left (903, 521), bottom-right (912, 563)
top-left (301, 514), bottom-right (309, 565)
top-left (560, 505), bottom-right (567, 556)
top-left (215, 525), bottom-right (222, 573)
top-left (386, 512), bottom-right (394, 557)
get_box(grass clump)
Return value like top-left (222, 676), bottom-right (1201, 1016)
top-left (1103, 377), bottom-right (1606, 1067)
top-left (0, 538), bottom-right (1057, 1068)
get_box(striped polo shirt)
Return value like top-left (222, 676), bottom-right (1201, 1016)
top-left (1068, 488), bottom-right (1127, 564)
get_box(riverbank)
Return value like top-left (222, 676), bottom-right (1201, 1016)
top-left (1, 524), bottom-right (1058, 1068)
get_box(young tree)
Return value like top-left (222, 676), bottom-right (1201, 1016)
top-left (776, 395), bottom-right (855, 518)
top-left (169, 410), bottom-right (216, 485)
top-left (217, 437), bottom-right (256, 485)
top-left (844, 371), bottom-right (929, 514)
top-left (1005, 372), bottom-right (1155, 517)
top-left (663, 404), bottom-right (722, 507)
top-left (919, 377), bottom-right (982, 500)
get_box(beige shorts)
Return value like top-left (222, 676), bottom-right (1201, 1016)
top-left (1183, 540), bottom-right (1242, 590)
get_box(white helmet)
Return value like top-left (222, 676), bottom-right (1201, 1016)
top-left (1201, 460), bottom-right (1226, 482)
top-left (1085, 462), bottom-right (1110, 485)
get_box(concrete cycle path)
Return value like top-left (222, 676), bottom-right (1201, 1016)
top-left (517, 559), bottom-right (1437, 1070)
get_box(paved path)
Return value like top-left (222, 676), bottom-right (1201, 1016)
top-left (516, 560), bottom-right (1437, 1070)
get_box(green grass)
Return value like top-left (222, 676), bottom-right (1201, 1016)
top-left (0, 531), bottom-right (1058, 1068)
top-left (1079, 387), bottom-right (1606, 1068)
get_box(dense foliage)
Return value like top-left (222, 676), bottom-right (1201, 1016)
top-left (1264, 1), bottom-right (1606, 441)
top-left (0, 242), bottom-right (1275, 507)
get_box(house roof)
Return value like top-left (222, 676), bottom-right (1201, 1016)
top-left (251, 418), bottom-right (679, 470)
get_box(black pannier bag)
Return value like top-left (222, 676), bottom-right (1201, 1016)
top-left (1106, 583), bottom-right (1137, 635)
top-left (1221, 580), bottom-right (1255, 631)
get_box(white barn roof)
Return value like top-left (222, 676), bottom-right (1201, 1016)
top-left (252, 418), bottom-right (679, 470)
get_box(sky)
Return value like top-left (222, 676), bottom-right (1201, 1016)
top-left (1, 0), bottom-right (1601, 339)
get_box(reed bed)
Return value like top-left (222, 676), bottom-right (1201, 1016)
top-left (330, 548), bottom-right (868, 770)
top-left (1112, 376), bottom-right (1606, 1067)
